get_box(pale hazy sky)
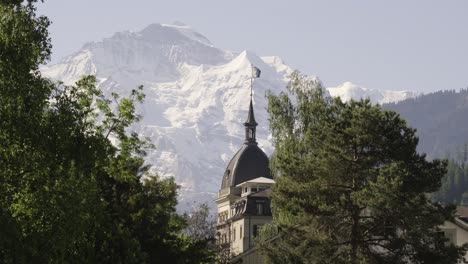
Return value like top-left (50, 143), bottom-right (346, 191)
top-left (37, 0), bottom-right (468, 93)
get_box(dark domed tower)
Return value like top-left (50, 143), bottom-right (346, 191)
top-left (215, 95), bottom-right (274, 261)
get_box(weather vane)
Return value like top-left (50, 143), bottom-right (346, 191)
top-left (250, 64), bottom-right (261, 101)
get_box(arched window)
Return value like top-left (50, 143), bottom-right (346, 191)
top-left (249, 128), bottom-right (255, 139)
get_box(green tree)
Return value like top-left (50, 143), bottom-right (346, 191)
top-left (0, 1), bottom-right (55, 261)
top-left (0, 1), bottom-right (213, 263)
top-left (454, 165), bottom-right (464, 203)
top-left (432, 152), bottom-right (468, 205)
top-left (185, 203), bottom-right (216, 242)
top-left (445, 160), bottom-right (456, 203)
top-left (183, 203), bottom-right (218, 263)
top-left (464, 163), bottom-right (468, 192)
top-left (464, 143), bottom-right (468, 163)
top-left (258, 71), bottom-right (467, 264)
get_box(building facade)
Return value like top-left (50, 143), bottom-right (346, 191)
top-left (215, 98), bottom-right (273, 263)
top-left (440, 206), bottom-right (468, 263)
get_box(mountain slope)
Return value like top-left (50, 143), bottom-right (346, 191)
top-left (41, 23), bottom-right (417, 209)
top-left (328, 82), bottom-right (419, 105)
top-left (384, 89), bottom-right (468, 158)
top-left (42, 23), bottom-right (295, 208)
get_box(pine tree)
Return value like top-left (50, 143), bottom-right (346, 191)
top-left (454, 166), bottom-right (464, 203)
top-left (258, 71), bottom-right (467, 264)
top-left (445, 160), bottom-right (456, 203)
top-left (464, 163), bottom-right (468, 193)
top-left (464, 143), bottom-right (468, 163)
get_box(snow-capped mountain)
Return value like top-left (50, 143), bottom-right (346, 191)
top-left (42, 22), bottom-right (294, 209)
top-left (328, 82), bottom-right (419, 105)
top-left (41, 22), bottom-right (416, 210)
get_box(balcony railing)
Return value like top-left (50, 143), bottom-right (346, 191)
top-left (218, 187), bottom-right (242, 198)
top-left (218, 188), bottom-right (229, 197)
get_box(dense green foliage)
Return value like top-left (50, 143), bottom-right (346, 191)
top-left (433, 144), bottom-right (468, 205)
top-left (258, 72), bottom-right (467, 264)
top-left (0, 2), bottom-right (214, 263)
top-left (384, 89), bottom-right (468, 159)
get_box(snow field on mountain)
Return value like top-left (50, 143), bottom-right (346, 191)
top-left (41, 23), bottom-right (417, 210)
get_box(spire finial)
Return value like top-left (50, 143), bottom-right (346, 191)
top-left (244, 65), bottom-right (261, 144)
top-left (250, 64), bottom-right (261, 103)
top-left (250, 64), bottom-right (253, 102)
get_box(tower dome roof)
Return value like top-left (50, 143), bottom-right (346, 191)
top-left (220, 70), bottom-right (271, 190)
top-left (221, 143), bottom-right (271, 189)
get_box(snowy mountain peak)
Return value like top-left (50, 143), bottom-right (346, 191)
top-left (170, 21), bottom-right (188, 26)
top-left (226, 51), bottom-right (267, 73)
top-left (327, 82), bottom-right (418, 104)
top-left (224, 51), bottom-right (294, 82)
top-left (41, 23), bottom-right (417, 210)
top-left (140, 22), bottom-right (214, 48)
top-left (42, 22), bottom-right (230, 86)
top-left (41, 23), bottom-right (297, 209)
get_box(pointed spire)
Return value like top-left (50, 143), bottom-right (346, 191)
top-left (244, 98), bottom-right (258, 144)
top-left (245, 64), bottom-right (258, 127)
top-left (244, 99), bottom-right (258, 127)
top-left (244, 64), bottom-right (260, 144)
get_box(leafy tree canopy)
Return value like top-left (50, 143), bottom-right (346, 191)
top-left (0, 1), bottom-right (214, 263)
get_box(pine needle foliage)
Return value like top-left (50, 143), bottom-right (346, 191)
top-left (258, 71), bottom-right (467, 264)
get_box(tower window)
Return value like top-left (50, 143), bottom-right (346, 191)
top-left (256, 202), bottom-right (264, 215)
top-left (240, 225), bottom-right (243, 239)
top-left (233, 227), bottom-right (236, 241)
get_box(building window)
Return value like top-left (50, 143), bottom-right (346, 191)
top-left (248, 128), bottom-right (254, 138)
top-left (256, 202), bottom-right (264, 215)
top-left (219, 211), bottom-right (228, 222)
top-left (240, 225), bottom-right (243, 239)
top-left (233, 227), bottom-right (236, 241)
top-left (251, 187), bottom-right (258, 192)
top-left (253, 224), bottom-right (263, 237)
